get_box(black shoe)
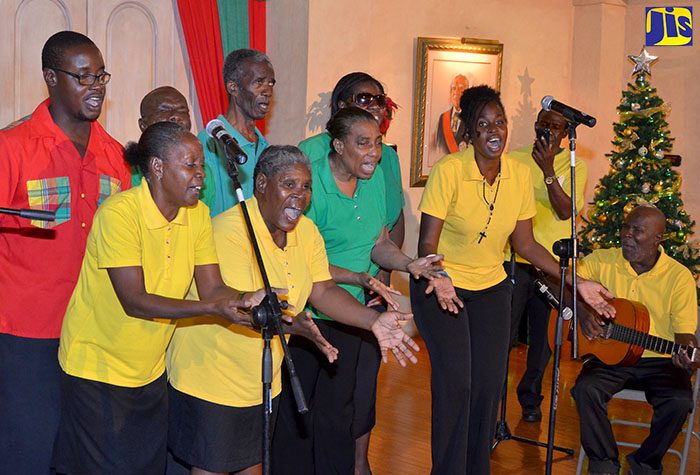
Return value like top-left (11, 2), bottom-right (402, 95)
top-left (522, 405), bottom-right (542, 422)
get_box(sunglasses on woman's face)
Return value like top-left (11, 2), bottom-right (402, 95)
top-left (347, 92), bottom-right (387, 108)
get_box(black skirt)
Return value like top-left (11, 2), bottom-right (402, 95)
top-left (168, 384), bottom-right (279, 473)
top-left (53, 370), bottom-right (168, 475)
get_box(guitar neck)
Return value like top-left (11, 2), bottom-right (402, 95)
top-left (606, 323), bottom-right (699, 363)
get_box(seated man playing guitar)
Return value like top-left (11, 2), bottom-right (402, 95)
top-left (571, 205), bottom-right (697, 475)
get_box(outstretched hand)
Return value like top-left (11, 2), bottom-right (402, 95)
top-left (360, 274), bottom-right (401, 310)
top-left (284, 311), bottom-right (339, 363)
top-left (370, 311), bottom-right (420, 367)
top-left (406, 254), bottom-right (444, 280)
top-left (425, 275), bottom-right (463, 314)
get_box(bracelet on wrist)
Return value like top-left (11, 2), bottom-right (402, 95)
top-left (437, 270), bottom-right (451, 279)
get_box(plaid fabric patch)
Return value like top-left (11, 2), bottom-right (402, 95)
top-left (26, 176), bottom-right (70, 228)
top-left (97, 174), bottom-right (122, 206)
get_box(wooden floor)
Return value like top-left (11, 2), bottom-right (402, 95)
top-left (368, 339), bottom-right (699, 474)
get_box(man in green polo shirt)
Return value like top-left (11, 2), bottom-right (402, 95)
top-left (199, 49), bottom-right (275, 216)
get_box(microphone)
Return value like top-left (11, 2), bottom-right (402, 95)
top-left (541, 96), bottom-right (597, 128)
top-left (205, 119), bottom-right (248, 165)
top-left (0, 207), bottom-right (55, 222)
top-left (534, 278), bottom-right (573, 321)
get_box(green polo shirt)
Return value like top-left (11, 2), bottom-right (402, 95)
top-left (305, 153), bottom-right (387, 320)
top-left (198, 115), bottom-right (269, 217)
top-left (299, 132), bottom-right (404, 230)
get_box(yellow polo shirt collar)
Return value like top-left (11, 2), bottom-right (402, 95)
top-left (138, 178), bottom-right (189, 229)
top-left (418, 149), bottom-right (536, 290)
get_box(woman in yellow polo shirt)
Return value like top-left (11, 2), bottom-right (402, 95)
top-left (53, 122), bottom-right (260, 475)
top-left (411, 85), bottom-right (613, 474)
top-left (166, 145), bottom-right (419, 475)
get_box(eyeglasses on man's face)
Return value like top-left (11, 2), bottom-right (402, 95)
top-left (53, 68), bottom-right (112, 86)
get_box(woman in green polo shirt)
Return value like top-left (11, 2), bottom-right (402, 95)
top-left (298, 72), bottom-right (406, 473)
top-left (272, 108), bottom-right (442, 474)
top-left (411, 85), bottom-right (614, 474)
top-left (54, 123), bottom-right (261, 474)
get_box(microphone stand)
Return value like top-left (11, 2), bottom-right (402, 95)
top-left (544, 121), bottom-right (581, 474)
top-left (491, 260), bottom-right (574, 456)
top-left (224, 157), bottom-right (308, 475)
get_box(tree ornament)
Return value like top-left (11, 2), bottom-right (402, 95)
top-left (631, 103), bottom-right (640, 111)
top-left (654, 150), bottom-right (664, 159)
top-left (638, 146), bottom-right (648, 157)
top-left (626, 173), bottom-right (636, 182)
top-left (599, 214), bottom-right (607, 223)
top-left (642, 183), bottom-right (651, 193)
top-left (624, 201), bottom-right (636, 214)
top-left (628, 46), bottom-right (658, 76)
top-left (623, 128), bottom-right (632, 136)
top-left (654, 183), bottom-right (663, 192)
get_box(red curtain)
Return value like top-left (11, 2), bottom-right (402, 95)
top-left (248, 0), bottom-right (266, 53)
top-left (249, 0), bottom-right (267, 133)
top-left (176, 0), bottom-right (228, 125)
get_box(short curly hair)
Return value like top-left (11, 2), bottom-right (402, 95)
top-left (253, 145), bottom-right (310, 185)
top-left (41, 31), bottom-right (96, 70)
top-left (459, 85), bottom-right (505, 144)
top-left (222, 49), bottom-right (271, 91)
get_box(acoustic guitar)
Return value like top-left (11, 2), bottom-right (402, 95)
top-left (541, 281), bottom-right (699, 366)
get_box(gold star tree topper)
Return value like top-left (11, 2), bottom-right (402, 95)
top-left (628, 46), bottom-right (659, 76)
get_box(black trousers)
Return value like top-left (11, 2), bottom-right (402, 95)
top-left (351, 295), bottom-right (383, 438)
top-left (272, 319), bottom-right (366, 475)
top-left (411, 277), bottom-right (512, 475)
top-left (0, 334), bottom-right (61, 475)
top-left (507, 262), bottom-right (553, 408)
top-left (571, 357), bottom-right (693, 474)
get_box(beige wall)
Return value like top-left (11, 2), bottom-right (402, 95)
top-left (268, 0), bottom-right (700, 291)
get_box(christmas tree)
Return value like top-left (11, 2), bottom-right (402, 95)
top-left (579, 47), bottom-right (700, 295)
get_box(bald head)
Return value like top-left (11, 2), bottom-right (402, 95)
top-left (621, 205), bottom-right (666, 271)
top-left (139, 86), bottom-right (191, 132)
top-left (450, 74), bottom-right (469, 110)
top-left (626, 205), bottom-right (666, 235)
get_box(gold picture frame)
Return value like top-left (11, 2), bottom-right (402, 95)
top-left (410, 37), bottom-right (504, 186)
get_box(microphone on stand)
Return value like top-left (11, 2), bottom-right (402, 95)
top-left (206, 119), bottom-right (248, 165)
top-left (541, 96), bottom-right (597, 128)
top-left (534, 279), bottom-right (573, 320)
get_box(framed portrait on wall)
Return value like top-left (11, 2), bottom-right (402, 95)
top-left (410, 37), bottom-right (503, 186)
